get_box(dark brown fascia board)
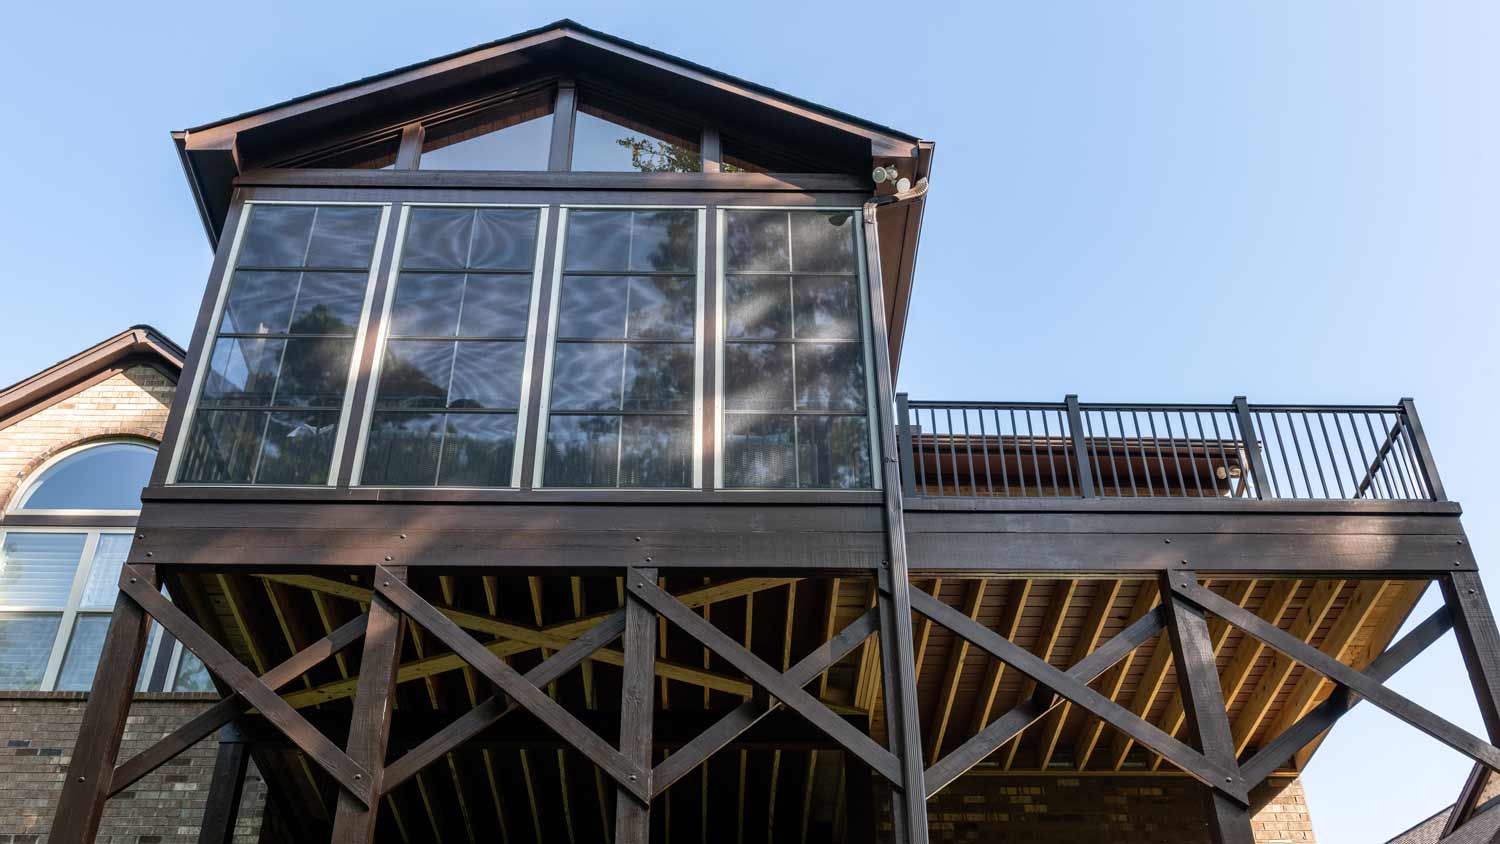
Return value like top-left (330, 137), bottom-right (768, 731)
top-left (176, 20), bottom-right (918, 156)
top-left (883, 140), bottom-right (934, 383)
top-left (0, 326), bottom-right (185, 432)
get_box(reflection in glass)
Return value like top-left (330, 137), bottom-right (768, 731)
top-left (55, 614), bottom-right (111, 691)
top-left (721, 210), bottom-right (871, 488)
top-left (17, 444), bottom-right (156, 512)
top-left (545, 209), bottom-right (698, 487)
top-left (0, 533), bottom-right (86, 608)
top-left (81, 535), bottom-right (132, 608)
top-left (0, 615), bottom-right (62, 690)
top-left (174, 649), bottom-right (214, 692)
top-left (571, 109), bottom-right (700, 173)
top-left (421, 114), bottom-right (552, 172)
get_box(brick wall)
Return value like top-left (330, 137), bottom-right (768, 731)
top-left (0, 697), bottom-right (266, 843)
top-left (0, 364), bottom-right (174, 509)
top-left (879, 774), bottom-right (1316, 843)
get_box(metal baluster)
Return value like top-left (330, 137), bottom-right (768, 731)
top-left (946, 408), bottom-right (961, 496)
top-left (1181, 411), bottom-right (1205, 497)
top-left (1131, 411), bottom-right (1155, 496)
top-left (961, 409), bottom-right (977, 498)
top-left (931, 408), bottom-right (945, 497)
top-left (1058, 409), bottom-right (1078, 496)
top-left (1331, 413), bottom-right (1359, 499)
top-left (1041, 410), bottom-right (1061, 496)
top-left (1390, 411), bottom-right (1425, 499)
top-left (1315, 413), bottom-right (1347, 497)
top-left (1301, 413), bottom-right (1331, 498)
top-left (995, 409), bottom-right (1010, 497)
top-left (1206, 411), bottom-right (1235, 498)
top-left (1012, 409), bottom-right (1026, 498)
top-left (1363, 412), bottom-right (1409, 499)
top-left (1086, 412), bottom-right (1111, 497)
top-left (915, 405), bottom-right (929, 495)
top-left (1254, 412), bottom-right (1283, 498)
top-left (1349, 412), bottom-right (1384, 500)
top-left (977, 408), bottom-right (993, 497)
top-left (1026, 410), bottom-right (1041, 498)
top-left (1284, 413), bottom-right (1313, 498)
top-left (1146, 412), bottom-right (1171, 497)
top-left (1117, 410), bottom-right (1138, 496)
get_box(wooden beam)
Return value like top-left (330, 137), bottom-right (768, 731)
top-left (768, 582), bottom-right (799, 840)
top-left (970, 579), bottom-right (1032, 734)
top-left (802, 578), bottom-right (840, 844)
top-left (1037, 579), bottom-right (1123, 770)
top-left (616, 566), bottom-right (658, 844)
top-left (1075, 580), bottom-right (1157, 770)
top-left (912, 578), bottom-right (944, 683)
top-left (198, 731), bottom-right (250, 844)
top-left (1229, 579), bottom-right (1344, 754)
top-left (1160, 572), bottom-right (1254, 844)
top-left (331, 566), bottom-right (406, 843)
top-left (1150, 579), bottom-right (1263, 771)
top-left (51, 565), bottom-right (158, 842)
top-left (926, 579), bottom-right (988, 763)
top-left (1005, 579), bottom-right (1077, 769)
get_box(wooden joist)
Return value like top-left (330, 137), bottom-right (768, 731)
top-left (926, 579), bottom-right (988, 764)
top-left (1075, 581), bottom-right (1158, 770)
top-left (1037, 579), bottom-right (1122, 770)
top-left (1229, 579), bottom-right (1345, 754)
top-left (970, 579), bottom-right (1032, 735)
top-left (1004, 579), bottom-right (1077, 769)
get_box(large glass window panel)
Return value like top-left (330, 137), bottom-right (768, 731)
top-left (15, 443), bottom-right (156, 512)
top-left (0, 614), bottom-right (62, 689)
top-left (173, 648), bottom-right (214, 692)
top-left (570, 104), bottom-right (700, 173)
top-left (80, 534), bottom-right (132, 608)
top-left (543, 209), bottom-right (698, 487)
top-left (720, 210), bottom-right (872, 489)
top-left (420, 96), bottom-right (554, 172)
top-left (361, 207), bottom-right (541, 487)
top-left (178, 204), bottom-right (383, 485)
top-left (54, 614), bottom-right (111, 691)
top-left (0, 533), bottom-right (86, 608)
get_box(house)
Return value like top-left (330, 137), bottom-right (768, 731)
top-left (8, 19), bottom-right (1500, 844)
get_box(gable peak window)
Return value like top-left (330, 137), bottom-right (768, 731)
top-left (570, 98), bottom-right (701, 174)
top-left (13, 440), bottom-right (158, 513)
top-left (419, 91), bottom-right (555, 171)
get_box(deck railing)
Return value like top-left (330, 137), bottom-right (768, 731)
top-left (896, 395), bottom-right (1443, 502)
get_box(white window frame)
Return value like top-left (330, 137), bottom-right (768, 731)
top-left (532, 205), bottom-right (707, 490)
top-left (351, 203), bottom-right (551, 488)
top-left (0, 526), bottom-right (126, 690)
top-left (165, 200), bottom-right (393, 487)
top-left (713, 206), bottom-right (883, 491)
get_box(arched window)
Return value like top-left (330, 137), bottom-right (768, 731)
top-left (0, 441), bottom-right (211, 691)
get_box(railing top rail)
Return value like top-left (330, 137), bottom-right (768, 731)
top-left (905, 400), bottom-right (1067, 410)
top-left (1247, 404), bottom-right (1406, 414)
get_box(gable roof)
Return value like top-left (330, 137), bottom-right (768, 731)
top-left (174, 20), bottom-right (925, 243)
top-left (0, 326), bottom-right (185, 432)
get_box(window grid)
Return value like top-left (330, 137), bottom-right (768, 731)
top-left (357, 205), bottom-right (546, 488)
top-left (717, 208), bottom-right (878, 490)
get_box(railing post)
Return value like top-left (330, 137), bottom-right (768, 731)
top-left (1064, 395), bottom-right (1096, 498)
top-left (897, 393), bottom-right (917, 497)
top-left (1400, 398), bottom-right (1447, 501)
top-left (1232, 397), bottom-right (1271, 499)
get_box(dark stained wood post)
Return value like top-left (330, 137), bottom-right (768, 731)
top-left (896, 393), bottom-right (917, 498)
top-left (865, 202), bottom-right (930, 843)
top-left (1065, 394), bottom-right (1096, 498)
top-left (1160, 571), bottom-right (1254, 844)
top-left (198, 725), bottom-right (250, 844)
top-left (1442, 571), bottom-right (1500, 745)
top-left (52, 564), bottom-right (159, 842)
top-left (331, 565), bottom-right (407, 844)
top-left (548, 79), bottom-right (578, 172)
top-left (1232, 397), bottom-right (1271, 499)
top-left (617, 565), bottom-right (659, 843)
top-left (1401, 397), bottom-right (1447, 501)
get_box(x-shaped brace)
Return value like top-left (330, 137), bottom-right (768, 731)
top-left (119, 566), bottom-right (376, 805)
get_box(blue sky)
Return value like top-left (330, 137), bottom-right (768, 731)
top-left (2, 2), bottom-right (1496, 840)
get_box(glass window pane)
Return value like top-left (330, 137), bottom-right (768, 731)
top-left (724, 344), bottom-right (793, 411)
top-left (439, 414), bottom-right (518, 486)
top-left (458, 275), bottom-right (532, 337)
top-left (376, 340), bottom-right (454, 409)
top-left (449, 342), bottom-right (525, 410)
top-left (544, 415), bottom-right (620, 487)
top-left (789, 211), bottom-right (857, 273)
top-left (557, 276), bottom-right (628, 339)
top-left (173, 648), bottom-right (214, 692)
top-left (797, 416), bottom-right (872, 489)
top-left (255, 411), bottom-right (340, 484)
top-left (55, 614), bottom-right (112, 691)
top-left (620, 416), bottom-right (692, 488)
top-left (221, 270), bottom-right (297, 335)
top-left (17, 444), bottom-right (156, 512)
top-left (178, 410), bottom-right (267, 484)
top-left (362, 412), bottom-right (443, 485)
top-left (421, 113), bottom-right (553, 172)
top-left (723, 415), bottom-right (796, 488)
top-left (81, 534), bottom-right (132, 608)
top-left (792, 276), bottom-right (860, 340)
top-left (0, 614), bottom-right (62, 689)
top-left (550, 343), bottom-right (624, 411)
top-left (201, 337), bottom-right (284, 407)
top-left (726, 275), bottom-right (791, 340)
top-left (290, 272), bottom-right (367, 335)
top-left (628, 210), bottom-right (697, 272)
top-left (403, 208), bottom-right (476, 270)
top-left (564, 212), bottom-right (632, 272)
top-left (794, 343), bottom-right (866, 411)
top-left (272, 338), bottom-right (355, 407)
top-left (238, 205), bottom-right (316, 268)
top-left (390, 273), bottom-right (465, 337)
top-left (305, 206), bottom-right (382, 268)
top-left (0, 533), bottom-right (86, 608)
top-left (623, 344), bottom-right (693, 411)
top-left (470, 209), bottom-right (541, 271)
top-left (627, 276), bottom-right (695, 340)
top-left (571, 109), bottom-right (700, 173)
top-left (725, 210), bottom-right (789, 272)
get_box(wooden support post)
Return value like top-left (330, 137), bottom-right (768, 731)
top-left (198, 726), bottom-right (250, 844)
top-left (332, 566), bottom-right (407, 844)
top-left (52, 564), bottom-right (158, 842)
top-left (1443, 571), bottom-right (1500, 753)
top-left (1065, 395), bottom-right (1096, 497)
top-left (1400, 398), bottom-right (1447, 500)
top-left (1232, 397), bottom-right (1271, 499)
top-left (617, 565), bottom-right (658, 844)
top-left (1159, 572), bottom-right (1253, 844)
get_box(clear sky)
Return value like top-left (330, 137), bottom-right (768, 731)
top-left (2, 2), bottom-right (1496, 840)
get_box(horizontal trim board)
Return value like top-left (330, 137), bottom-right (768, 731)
top-left (236, 168), bottom-right (868, 193)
